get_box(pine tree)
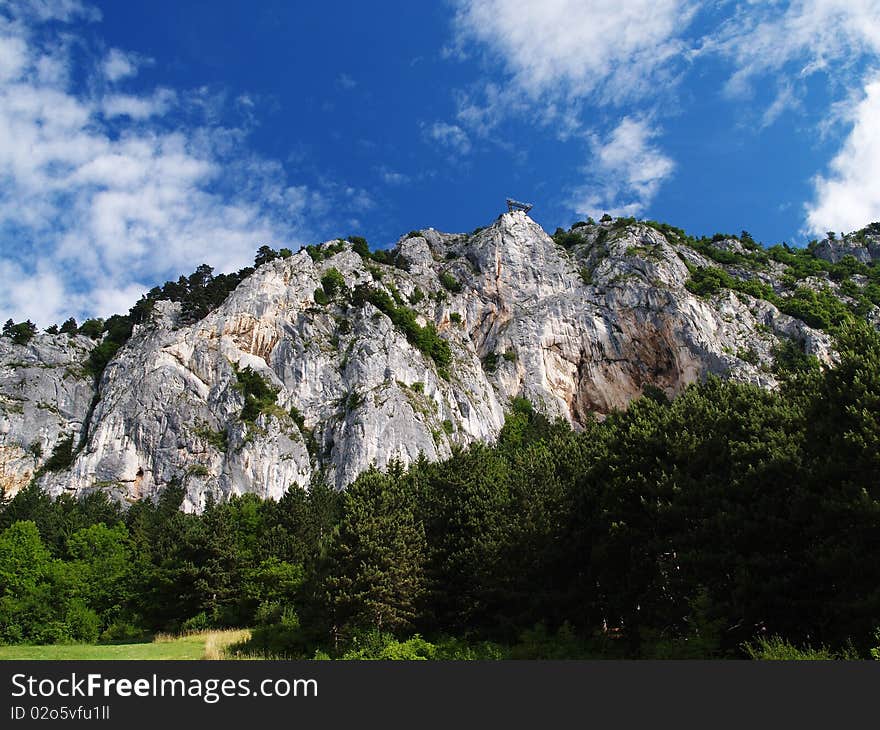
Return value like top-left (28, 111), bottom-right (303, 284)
top-left (320, 467), bottom-right (426, 646)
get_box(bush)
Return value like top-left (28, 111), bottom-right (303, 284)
top-left (347, 236), bottom-right (370, 258)
top-left (87, 339), bottom-right (122, 378)
top-left (313, 288), bottom-right (330, 306)
top-left (743, 636), bottom-right (853, 660)
top-left (194, 426), bottom-right (228, 452)
top-left (78, 319), bottom-right (104, 339)
top-left (771, 340), bottom-right (820, 375)
top-left (338, 631), bottom-right (438, 660)
top-left (181, 611), bottom-right (212, 632)
top-left (38, 436), bottom-right (74, 474)
top-left (736, 348), bottom-right (759, 365)
top-left (2, 320), bottom-right (37, 345)
top-left (235, 608), bottom-right (306, 659)
top-left (778, 288), bottom-right (853, 331)
top-left (685, 267), bottom-right (730, 297)
top-left (100, 620), bottom-right (147, 644)
top-left (233, 366), bottom-right (281, 423)
top-left (439, 272), bottom-right (462, 293)
top-left (320, 268), bottom-right (346, 297)
top-left (352, 285), bottom-right (451, 370)
top-left (65, 600), bottom-right (101, 643)
top-left (552, 229), bottom-right (583, 248)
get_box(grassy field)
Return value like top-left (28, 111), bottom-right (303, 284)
top-left (0, 629), bottom-right (250, 661)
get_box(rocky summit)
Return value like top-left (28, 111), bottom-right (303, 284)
top-left (4, 211), bottom-right (876, 511)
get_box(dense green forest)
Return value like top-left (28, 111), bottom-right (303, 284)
top-left (1, 321), bottom-right (879, 659)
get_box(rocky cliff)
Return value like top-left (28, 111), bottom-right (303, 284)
top-left (4, 211), bottom-right (869, 510)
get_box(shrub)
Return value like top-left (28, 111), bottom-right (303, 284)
top-left (38, 436), bottom-right (74, 474)
top-left (409, 287), bottom-right (424, 305)
top-left (181, 611), bottom-right (212, 632)
top-left (347, 236), bottom-right (370, 258)
top-left (442, 420), bottom-right (454, 435)
top-left (194, 426), bottom-right (228, 452)
top-left (449, 312), bottom-right (462, 325)
top-left (685, 267), bottom-right (729, 297)
top-left (314, 288), bottom-right (330, 306)
top-left (233, 365), bottom-right (281, 423)
top-left (304, 241), bottom-right (345, 262)
top-left (78, 319), bottom-right (104, 339)
top-left (439, 272), bottom-right (462, 293)
top-left (65, 600), bottom-right (101, 643)
top-left (2, 320), bottom-right (37, 345)
top-left (736, 347), bottom-right (759, 365)
top-left (100, 620), bottom-right (147, 644)
top-left (346, 391), bottom-right (364, 411)
top-left (320, 268), bottom-right (346, 296)
top-left (552, 229), bottom-right (582, 248)
top-left (186, 464), bottom-right (210, 478)
top-left (778, 288), bottom-right (853, 331)
top-left (743, 636), bottom-right (852, 660)
top-left (86, 338), bottom-right (122, 377)
top-left (352, 285), bottom-right (451, 369)
top-left (771, 340), bottom-right (821, 375)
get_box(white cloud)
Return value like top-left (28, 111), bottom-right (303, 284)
top-left (426, 121), bottom-right (472, 156)
top-left (377, 167), bottom-right (410, 186)
top-left (0, 31), bottom-right (26, 82)
top-left (0, 8), bottom-right (354, 326)
top-left (448, 0), bottom-right (691, 207)
top-left (8, 0), bottom-right (100, 23)
top-left (452, 0), bottom-right (696, 104)
top-left (706, 1), bottom-right (880, 99)
top-left (101, 89), bottom-right (175, 119)
top-left (702, 1), bottom-right (880, 232)
top-left (101, 48), bottom-right (143, 82)
top-left (805, 76), bottom-right (880, 235)
top-left (569, 117), bottom-right (674, 219)
top-left (449, 1), bottom-right (880, 232)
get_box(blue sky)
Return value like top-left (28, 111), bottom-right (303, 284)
top-left (1, 0), bottom-right (880, 325)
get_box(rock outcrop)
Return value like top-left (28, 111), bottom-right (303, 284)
top-left (0, 335), bottom-right (96, 496)
top-left (813, 227), bottom-right (880, 264)
top-left (0, 212), bottom-right (838, 510)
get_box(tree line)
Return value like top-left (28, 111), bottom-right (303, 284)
top-left (1, 322), bottom-right (879, 658)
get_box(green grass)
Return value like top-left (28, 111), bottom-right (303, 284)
top-left (0, 630), bottom-right (249, 661)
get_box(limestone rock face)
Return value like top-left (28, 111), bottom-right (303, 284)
top-left (2, 212), bottom-right (837, 510)
top-left (813, 230), bottom-right (880, 264)
top-left (0, 335), bottom-right (96, 496)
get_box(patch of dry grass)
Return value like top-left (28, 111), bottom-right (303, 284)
top-left (203, 629), bottom-right (252, 660)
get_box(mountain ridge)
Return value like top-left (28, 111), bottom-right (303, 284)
top-left (3, 210), bottom-right (878, 510)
